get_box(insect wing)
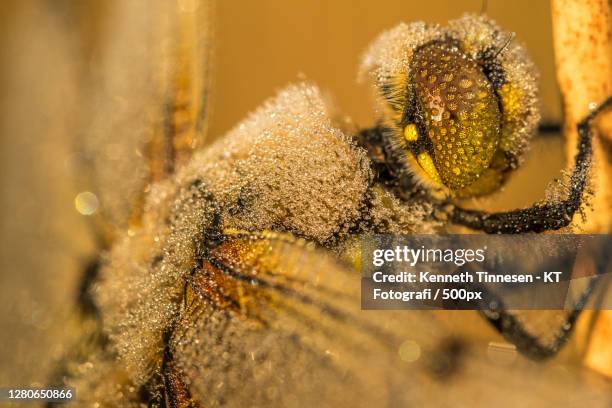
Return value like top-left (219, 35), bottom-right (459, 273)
top-left (75, 0), bottom-right (214, 242)
top-left (166, 233), bottom-right (612, 407)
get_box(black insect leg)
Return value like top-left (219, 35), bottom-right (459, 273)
top-left (538, 122), bottom-right (562, 135)
top-left (477, 247), bottom-right (609, 360)
top-left (450, 96), bottom-right (611, 234)
top-left (449, 96), bottom-right (612, 361)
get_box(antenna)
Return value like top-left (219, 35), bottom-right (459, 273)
top-left (492, 33), bottom-right (515, 59)
top-left (480, 0), bottom-right (488, 15)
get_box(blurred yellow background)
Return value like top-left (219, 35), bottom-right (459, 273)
top-left (211, 0), bottom-right (561, 138)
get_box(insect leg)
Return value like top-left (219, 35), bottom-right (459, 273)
top-left (467, 276), bottom-right (601, 360)
top-left (449, 96), bottom-right (611, 234)
top-left (457, 241), bottom-right (610, 360)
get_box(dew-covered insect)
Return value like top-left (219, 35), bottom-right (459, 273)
top-left (358, 15), bottom-right (610, 234)
top-left (54, 8), bottom-right (611, 408)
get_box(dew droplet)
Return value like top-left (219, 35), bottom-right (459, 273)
top-left (459, 78), bottom-right (473, 88)
top-left (398, 340), bottom-right (421, 363)
top-left (75, 191), bottom-right (99, 215)
top-left (487, 342), bottom-right (517, 366)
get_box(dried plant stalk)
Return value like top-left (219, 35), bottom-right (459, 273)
top-left (552, 0), bottom-right (612, 232)
top-left (551, 0), bottom-right (612, 378)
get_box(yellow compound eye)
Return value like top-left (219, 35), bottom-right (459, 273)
top-left (412, 42), bottom-right (501, 191)
top-left (403, 123), bottom-right (419, 141)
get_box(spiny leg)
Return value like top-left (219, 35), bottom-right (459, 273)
top-left (478, 245), bottom-right (610, 360)
top-left (438, 97), bottom-right (611, 360)
top-left (450, 96), bottom-right (611, 234)
top-left (442, 245), bottom-right (610, 360)
top-left (448, 97), bottom-right (612, 360)
top-left (478, 276), bottom-right (600, 360)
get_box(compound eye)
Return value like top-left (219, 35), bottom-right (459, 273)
top-left (411, 42), bottom-right (501, 190)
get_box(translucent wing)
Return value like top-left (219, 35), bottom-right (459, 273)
top-left (75, 0), bottom-right (214, 242)
top-left (166, 233), bottom-right (611, 407)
